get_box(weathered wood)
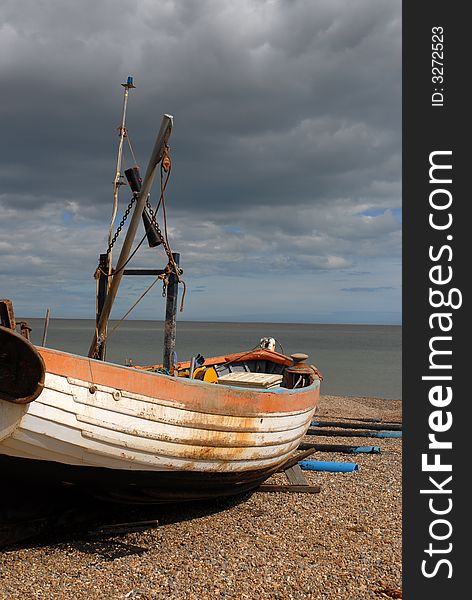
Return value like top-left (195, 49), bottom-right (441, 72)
top-left (299, 442), bottom-right (380, 454)
top-left (41, 307), bottom-right (51, 347)
top-left (0, 327), bottom-right (45, 403)
top-left (123, 269), bottom-right (166, 276)
top-left (0, 299), bottom-right (15, 330)
top-left (218, 372), bottom-right (283, 388)
top-left (257, 483), bottom-right (321, 493)
top-left (312, 420), bottom-right (402, 431)
top-left (163, 252), bottom-right (179, 372)
top-left (95, 254), bottom-right (109, 360)
top-left (322, 415), bottom-right (402, 425)
top-left (284, 464), bottom-right (309, 486)
top-left (87, 519), bottom-right (159, 537)
top-left (306, 428), bottom-right (397, 438)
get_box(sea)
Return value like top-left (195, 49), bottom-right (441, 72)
top-left (24, 319), bottom-right (402, 399)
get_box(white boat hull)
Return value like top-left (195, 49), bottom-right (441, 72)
top-left (0, 342), bottom-right (320, 503)
top-left (1, 372), bottom-right (316, 472)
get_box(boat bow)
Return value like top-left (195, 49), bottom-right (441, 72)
top-left (0, 326), bottom-right (45, 404)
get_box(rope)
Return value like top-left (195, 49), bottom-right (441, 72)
top-left (107, 274), bottom-right (162, 338)
top-left (273, 338), bottom-right (285, 355)
top-left (126, 133), bottom-right (139, 167)
top-left (157, 146), bottom-right (187, 312)
top-left (222, 345), bottom-right (262, 367)
top-left (222, 340), bottom-right (288, 368)
top-left (108, 124), bottom-right (130, 249)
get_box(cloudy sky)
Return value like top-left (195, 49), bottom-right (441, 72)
top-left (1, 0), bottom-right (401, 324)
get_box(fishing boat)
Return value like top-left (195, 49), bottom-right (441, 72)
top-left (0, 78), bottom-right (321, 504)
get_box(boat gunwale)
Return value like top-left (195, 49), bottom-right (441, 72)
top-left (37, 347), bottom-right (320, 417)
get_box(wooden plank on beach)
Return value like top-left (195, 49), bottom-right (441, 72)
top-left (87, 519), bottom-right (159, 537)
top-left (257, 483), bottom-right (321, 493)
top-left (306, 428), bottom-right (401, 438)
top-left (317, 415), bottom-right (402, 425)
top-left (283, 464), bottom-right (308, 486)
top-left (311, 420), bottom-right (402, 431)
top-left (299, 442), bottom-right (380, 454)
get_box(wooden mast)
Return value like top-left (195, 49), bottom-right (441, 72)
top-left (88, 113), bottom-right (174, 359)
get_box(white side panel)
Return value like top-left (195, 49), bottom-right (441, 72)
top-left (1, 373), bottom-right (316, 473)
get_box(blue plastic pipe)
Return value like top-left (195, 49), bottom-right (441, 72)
top-left (298, 460), bottom-right (359, 473)
top-left (375, 431), bottom-right (402, 438)
top-left (351, 446), bottom-right (381, 453)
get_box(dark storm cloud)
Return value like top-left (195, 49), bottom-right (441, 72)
top-left (0, 0), bottom-right (401, 322)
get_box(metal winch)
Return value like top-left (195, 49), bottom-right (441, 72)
top-left (283, 353), bottom-right (318, 389)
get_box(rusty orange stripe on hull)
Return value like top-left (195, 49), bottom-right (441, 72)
top-left (38, 348), bottom-right (320, 416)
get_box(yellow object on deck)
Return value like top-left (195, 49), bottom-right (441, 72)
top-left (177, 365), bottom-right (218, 383)
top-left (203, 367), bottom-right (218, 383)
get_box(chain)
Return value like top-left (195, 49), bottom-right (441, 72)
top-left (144, 197), bottom-right (183, 286)
top-left (95, 144), bottom-right (186, 311)
top-left (145, 199), bottom-right (165, 247)
top-left (106, 196), bottom-right (136, 255)
top-left (143, 199), bottom-right (169, 296)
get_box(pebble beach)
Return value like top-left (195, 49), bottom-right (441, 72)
top-left (0, 394), bottom-right (402, 600)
